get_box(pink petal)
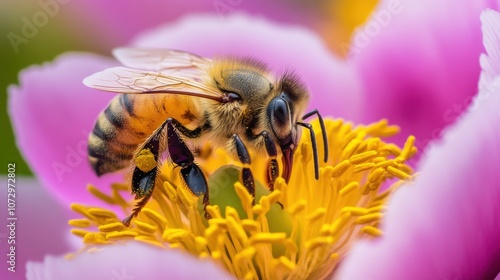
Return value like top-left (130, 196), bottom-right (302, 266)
top-left (337, 10), bottom-right (500, 278)
top-left (26, 242), bottom-right (233, 280)
top-left (338, 81), bottom-right (500, 280)
top-left (8, 53), bottom-right (124, 206)
top-left (0, 178), bottom-right (73, 280)
top-left (351, 0), bottom-right (497, 152)
top-left (67, 1), bottom-right (314, 47)
top-left (132, 13), bottom-right (363, 120)
top-left (479, 9), bottom-right (500, 89)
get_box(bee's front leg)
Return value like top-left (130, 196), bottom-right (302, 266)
top-left (254, 131), bottom-right (284, 209)
top-left (233, 133), bottom-right (283, 209)
top-left (256, 131), bottom-right (279, 192)
top-left (232, 134), bottom-right (256, 204)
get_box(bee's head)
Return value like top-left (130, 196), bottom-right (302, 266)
top-left (209, 58), bottom-right (274, 117)
top-left (211, 61), bottom-right (312, 182)
top-left (267, 73), bottom-right (310, 182)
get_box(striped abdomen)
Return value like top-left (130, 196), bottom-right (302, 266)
top-left (88, 94), bottom-right (201, 176)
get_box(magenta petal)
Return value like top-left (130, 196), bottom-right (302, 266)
top-left (0, 178), bottom-right (72, 280)
top-left (337, 83), bottom-right (500, 279)
top-left (71, 1), bottom-right (313, 47)
top-left (337, 10), bottom-right (500, 278)
top-left (8, 53), bottom-right (124, 206)
top-left (26, 242), bottom-right (233, 280)
top-left (132, 14), bottom-right (363, 120)
top-left (479, 9), bottom-right (500, 89)
top-left (351, 0), bottom-right (496, 150)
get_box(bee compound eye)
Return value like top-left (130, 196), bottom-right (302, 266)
top-left (272, 98), bottom-right (290, 128)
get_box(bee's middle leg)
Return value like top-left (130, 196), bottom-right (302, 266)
top-left (166, 118), bottom-right (210, 218)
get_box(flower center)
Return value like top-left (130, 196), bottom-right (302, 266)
top-left (69, 118), bottom-right (416, 279)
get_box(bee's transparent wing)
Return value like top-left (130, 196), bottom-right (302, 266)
top-left (113, 47), bottom-right (209, 74)
top-left (83, 67), bottom-right (223, 101)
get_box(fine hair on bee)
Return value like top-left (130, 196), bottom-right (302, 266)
top-left (84, 47), bottom-right (328, 226)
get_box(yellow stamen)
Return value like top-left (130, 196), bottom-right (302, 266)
top-left (70, 229), bottom-right (89, 238)
top-left (71, 118), bottom-right (416, 279)
top-left (249, 233), bottom-right (287, 245)
top-left (331, 160), bottom-right (351, 178)
top-left (106, 231), bottom-right (138, 240)
top-left (362, 226), bottom-right (383, 237)
top-left (87, 185), bottom-right (116, 205)
top-left (387, 166), bottom-right (412, 180)
top-left (83, 232), bottom-right (107, 244)
top-left (349, 150), bottom-right (377, 164)
top-left (87, 208), bottom-right (118, 219)
top-left (353, 162), bottom-right (376, 173)
top-left (341, 206), bottom-right (368, 216)
top-left (98, 222), bottom-right (126, 232)
top-left (339, 181), bottom-right (360, 197)
top-left (68, 219), bottom-right (91, 228)
top-left (355, 213), bottom-right (383, 224)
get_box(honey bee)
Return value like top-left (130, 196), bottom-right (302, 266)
top-left (83, 48), bottom-right (328, 225)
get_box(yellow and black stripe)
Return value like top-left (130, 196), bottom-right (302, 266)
top-left (88, 93), bottom-right (201, 176)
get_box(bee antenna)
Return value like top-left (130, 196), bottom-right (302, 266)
top-left (302, 109), bottom-right (328, 163)
top-left (297, 122), bottom-right (319, 180)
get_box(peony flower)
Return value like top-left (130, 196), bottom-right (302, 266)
top-left (337, 9), bottom-right (500, 279)
top-left (348, 0), bottom-right (500, 154)
top-left (8, 7), bottom-right (500, 280)
top-left (62, 117), bottom-right (415, 279)
top-left (9, 14), bottom-right (363, 279)
top-left (9, 14), bottom-right (363, 209)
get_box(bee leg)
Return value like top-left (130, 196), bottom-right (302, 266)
top-left (123, 122), bottom-right (167, 226)
top-left (166, 118), bottom-right (210, 218)
top-left (254, 131), bottom-right (284, 209)
top-left (123, 166), bottom-right (160, 226)
top-left (257, 131), bottom-right (278, 192)
top-left (123, 171), bottom-right (156, 226)
top-left (232, 134), bottom-right (256, 204)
